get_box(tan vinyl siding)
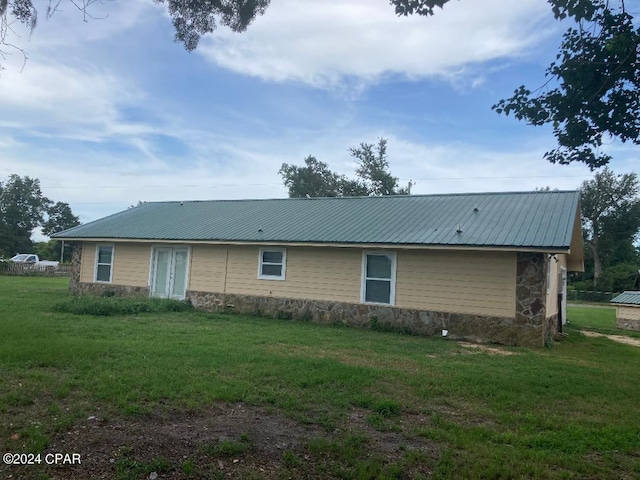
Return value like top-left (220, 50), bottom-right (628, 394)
top-left (111, 243), bottom-right (151, 287)
top-left (395, 250), bottom-right (516, 317)
top-left (80, 241), bottom-right (96, 283)
top-left (618, 305), bottom-right (640, 321)
top-left (189, 245), bottom-right (228, 292)
top-left (80, 242), bottom-right (150, 286)
top-left (225, 245), bottom-right (361, 303)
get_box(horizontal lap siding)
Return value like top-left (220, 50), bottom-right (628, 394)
top-left (189, 245), bottom-right (227, 292)
top-left (80, 242), bottom-right (150, 286)
top-left (225, 246), bottom-right (361, 303)
top-left (396, 251), bottom-right (516, 317)
top-left (619, 305), bottom-right (640, 321)
top-left (80, 242), bottom-right (96, 283)
top-left (112, 244), bottom-right (150, 287)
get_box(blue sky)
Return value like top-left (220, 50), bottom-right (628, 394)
top-left (0, 0), bottom-right (637, 238)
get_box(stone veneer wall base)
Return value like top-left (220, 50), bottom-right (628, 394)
top-left (68, 243), bottom-right (553, 347)
top-left (72, 281), bottom-right (149, 297)
top-left (186, 290), bottom-right (546, 347)
top-left (617, 318), bottom-right (640, 332)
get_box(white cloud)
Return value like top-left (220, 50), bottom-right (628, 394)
top-left (200, 0), bottom-right (555, 87)
top-left (0, 62), bottom-right (143, 131)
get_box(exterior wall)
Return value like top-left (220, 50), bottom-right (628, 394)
top-left (80, 242), bottom-right (150, 287)
top-left (189, 245), bottom-right (228, 293)
top-left (71, 241), bottom-right (555, 347)
top-left (112, 243), bottom-right (151, 287)
top-left (79, 242), bottom-right (95, 283)
top-left (223, 245), bottom-right (362, 304)
top-left (516, 252), bottom-right (550, 347)
top-left (186, 291), bottom-right (542, 346)
top-left (616, 305), bottom-right (640, 331)
top-left (396, 250), bottom-right (516, 317)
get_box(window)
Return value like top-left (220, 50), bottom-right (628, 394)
top-left (258, 248), bottom-right (286, 280)
top-left (361, 251), bottom-right (396, 305)
top-left (95, 244), bottom-right (114, 283)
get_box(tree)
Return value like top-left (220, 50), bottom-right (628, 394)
top-left (42, 201), bottom-right (80, 236)
top-left (280, 156), bottom-right (340, 198)
top-left (279, 139), bottom-right (406, 198)
top-left (394, 1), bottom-right (640, 169)
top-left (0, 174), bottom-right (50, 255)
top-left (0, 0), bottom-right (269, 67)
top-left (350, 138), bottom-right (407, 196)
top-left (580, 167), bottom-right (640, 282)
top-left (0, 174), bottom-right (79, 257)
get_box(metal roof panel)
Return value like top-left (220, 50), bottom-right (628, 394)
top-left (53, 191), bottom-right (581, 250)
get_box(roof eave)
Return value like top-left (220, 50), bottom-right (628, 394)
top-left (57, 236), bottom-right (572, 253)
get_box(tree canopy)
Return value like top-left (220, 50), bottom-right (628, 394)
top-left (0, 0), bottom-right (270, 63)
top-left (0, 174), bottom-right (79, 257)
top-left (396, 1), bottom-right (640, 169)
top-left (279, 139), bottom-right (407, 198)
top-left (580, 167), bottom-right (640, 286)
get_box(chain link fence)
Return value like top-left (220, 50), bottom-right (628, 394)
top-left (567, 290), bottom-right (620, 303)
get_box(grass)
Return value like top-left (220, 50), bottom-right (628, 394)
top-left (1, 276), bottom-right (639, 479)
top-left (567, 304), bottom-right (640, 337)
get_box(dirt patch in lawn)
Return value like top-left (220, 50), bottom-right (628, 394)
top-left (458, 342), bottom-right (520, 355)
top-left (581, 330), bottom-right (640, 347)
top-left (3, 403), bottom-right (437, 479)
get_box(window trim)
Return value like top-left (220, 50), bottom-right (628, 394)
top-left (94, 244), bottom-right (114, 283)
top-left (361, 250), bottom-right (397, 306)
top-left (258, 247), bottom-right (287, 281)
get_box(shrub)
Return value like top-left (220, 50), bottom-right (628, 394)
top-left (53, 296), bottom-right (192, 316)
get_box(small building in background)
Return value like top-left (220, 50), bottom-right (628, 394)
top-left (611, 291), bottom-right (640, 332)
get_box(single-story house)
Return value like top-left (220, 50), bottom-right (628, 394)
top-left (53, 191), bottom-right (584, 347)
top-left (611, 291), bottom-right (640, 332)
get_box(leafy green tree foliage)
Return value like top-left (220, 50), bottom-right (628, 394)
top-left (158, 0), bottom-right (270, 50)
top-left (279, 156), bottom-right (354, 198)
top-left (279, 139), bottom-right (406, 198)
top-left (351, 138), bottom-right (407, 196)
top-left (580, 168), bottom-right (640, 283)
top-left (394, 1), bottom-right (639, 169)
top-left (493, 1), bottom-right (639, 168)
top-left (34, 240), bottom-right (60, 261)
top-left (0, 175), bottom-right (79, 257)
top-left (0, 174), bottom-right (50, 255)
top-left (0, 174), bottom-right (49, 233)
top-left (0, 0), bottom-right (270, 64)
top-left (42, 201), bottom-right (80, 236)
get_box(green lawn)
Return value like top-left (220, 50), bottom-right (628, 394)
top-left (1, 276), bottom-right (639, 479)
top-left (567, 304), bottom-right (640, 337)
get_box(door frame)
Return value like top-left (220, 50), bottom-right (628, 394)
top-left (149, 245), bottom-right (191, 300)
top-left (560, 266), bottom-right (568, 326)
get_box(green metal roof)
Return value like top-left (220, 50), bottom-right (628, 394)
top-left (53, 191), bottom-right (581, 250)
top-left (611, 291), bottom-right (640, 305)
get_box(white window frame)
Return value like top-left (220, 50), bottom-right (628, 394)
top-left (94, 244), bottom-right (115, 283)
top-left (258, 247), bottom-right (287, 281)
top-left (361, 250), bottom-right (397, 306)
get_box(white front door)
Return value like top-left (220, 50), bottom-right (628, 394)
top-left (151, 247), bottom-right (189, 300)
